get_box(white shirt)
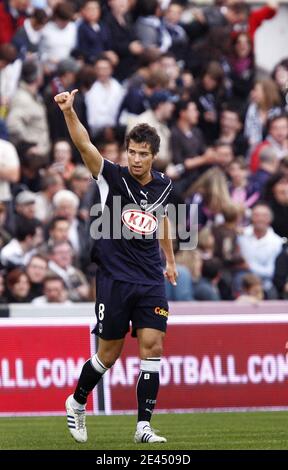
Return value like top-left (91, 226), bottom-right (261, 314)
top-left (32, 296), bottom-right (73, 305)
top-left (0, 239), bottom-right (35, 267)
top-left (85, 79), bottom-right (124, 135)
top-left (238, 225), bottom-right (283, 284)
top-left (0, 139), bottom-right (20, 201)
top-left (39, 21), bottom-right (77, 66)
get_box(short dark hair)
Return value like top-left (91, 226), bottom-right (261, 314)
top-left (202, 258), bottom-right (222, 280)
top-left (125, 124), bottom-right (160, 156)
top-left (44, 273), bottom-right (65, 286)
top-left (15, 219), bottom-right (38, 241)
top-left (49, 216), bottom-right (69, 232)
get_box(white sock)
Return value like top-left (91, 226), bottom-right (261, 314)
top-left (137, 420), bottom-right (150, 431)
top-left (70, 396), bottom-right (86, 411)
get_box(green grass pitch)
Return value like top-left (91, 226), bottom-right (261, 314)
top-left (0, 412), bottom-right (288, 450)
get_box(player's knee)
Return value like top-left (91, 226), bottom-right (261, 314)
top-left (97, 350), bottom-right (121, 368)
top-left (141, 342), bottom-right (163, 359)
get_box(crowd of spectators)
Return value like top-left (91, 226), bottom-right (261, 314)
top-left (0, 0), bottom-right (288, 305)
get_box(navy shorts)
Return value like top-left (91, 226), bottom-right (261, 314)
top-left (92, 270), bottom-right (169, 340)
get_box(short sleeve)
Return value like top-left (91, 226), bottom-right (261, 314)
top-left (93, 159), bottom-right (123, 187)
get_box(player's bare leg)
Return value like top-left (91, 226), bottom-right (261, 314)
top-left (66, 338), bottom-right (124, 443)
top-left (134, 328), bottom-right (167, 443)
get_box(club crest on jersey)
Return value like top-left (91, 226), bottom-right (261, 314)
top-left (140, 199), bottom-right (148, 209)
top-left (122, 209), bottom-right (158, 235)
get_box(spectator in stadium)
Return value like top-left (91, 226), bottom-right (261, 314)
top-left (103, 0), bottom-right (144, 82)
top-left (85, 55), bottom-right (124, 138)
top-left (273, 241), bottom-right (288, 299)
top-left (213, 141), bottom-right (234, 172)
top-left (229, 32), bottom-right (254, 103)
top-left (69, 165), bottom-right (94, 220)
top-left (198, 227), bottom-right (215, 261)
top-left (15, 190), bottom-right (37, 221)
top-left (185, 167), bottom-right (232, 229)
top-left (34, 171), bottom-right (64, 223)
top-left (32, 273), bottom-right (72, 304)
top-left (0, 202), bottom-right (12, 249)
top-left (236, 273), bottom-right (264, 304)
top-left (249, 112), bottom-right (288, 173)
top-left (249, 146), bottom-right (279, 194)
top-left (263, 173), bottom-right (288, 238)
top-left (49, 139), bottom-right (75, 181)
top-left (0, 138), bottom-right (20, 203)
top-left (25, 253), bottom-right (48, 299)
top-left (39, 2), bottom-right (77, 74)
top-left (0, 218), bottom-right (40, 269)
top-left (194, 258), bottom-right (222, 301)
top-left (218, 105), bottom-right (249, 158)
top-left (272, 58), bottom-right (288, 109)
top-left (244, 79), bottom-right (281, 149)
top-left (6, 59), bottom-right (50, 165)
top-left (43, 58), bottom-right (81, 143)
top-left (169, 99), bottom-right (213, 196)
top-left (163, 1), bottom-right (188, 61)
top-left (52, 189), bottom-right (88, 262)
top-left (76, 0), bottom-right (116, 66)
top-left (237, 202), bottom-right (283, 297)
top-left (126, 89), bottom-right (175, 170)
top-left (0, 43), bottom-right (21, 116)
top-left (48, 240), bottom-right (89, 301)
top-left (47, 217), bottom-right (70, 245)
top-left (134, 0), bottom-right (171, 53)
top-left (159, 53), bottom-right (181, 94)
top-left (193, 61), bottom-right (227, 144)
top-left (0, 0), bottom-right (30, 45)
top-left (6, 268), bottom-right (31, 303)
top-left (227, 157), bottom-right (260, 210)
top-left (12, 8), bottom-right (48, 59)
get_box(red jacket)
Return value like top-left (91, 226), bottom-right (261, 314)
top-left (249, 5), bottom-right (277, 43)
top-left (0, 1), bottom-right (26, 44)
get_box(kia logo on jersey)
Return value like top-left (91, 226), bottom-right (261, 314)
top-left (122, 209), bottom-right (158, 235)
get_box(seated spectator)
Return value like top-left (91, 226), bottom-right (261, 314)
top-left (249, 146), bottom-right (279, 194)
top-left (43, 58), bottom-right (81, 143)
top-left (229, 32), bottom-right (254, 103)
top-left (272, 58), bottom-right (288, 109)
top-left (0, 43), bottom-right (21, 117)
top-left (49, 139), bottom-right (75, 181)
top-left (6, 59), bottom-right (50, 166)
top-left (32, 273), bottom-right (72, 304)
top-left (134, 0), bottom-right (171, 53)
top-left (159, 53), bottom-right (181, 94)
top-left (103, 0), bottom-right (144, 81)
top-left (52, 189), bottom-right (88, 262)
top-left (39, 2), bottom-right (77, 74)
top-left (25, 253), bottom-right (48, 299)
top-left (47, 216), bottom-right (70, 246)
top-left (163, 1), bottom-right (188, 61)
top-left (213, 142), bottom-right (234, 172)
top-left (77, 0), bottom-right (114, 65)
top-left (34, 171), bottom-right (64, 223)
top-left (273, 241), bottom-right (288, 299)
top-left (15, 190), bottom-right (37, 221)
top-left (198, 227), bottom-right (215, 260)
top-left (236, 273), bottom-right (264, 304)
top-left (85, 55), bottom-right (124, 138)
top-left (0, 0), bottom-right (30, 45)
top-left (48, 241), bottom-right (89, 301)
top-left (6, 268), bottom-right (31, 303)
top-left (218, 105), bottom-right (249, 158)
top-left (237, 202), bottom-right (283, 297)
top-left (0, 218), bottom-right (40, 269)
top-left (12, 8), bottom-right (48, 59)
top-left (227, 157), bottom-right (260, 210)
top-left (69, 165), bottom-right (94, 221)
top-left (165, 264), bottom-right (194, 301)
top-left (263, 173), bottom-right (288, 238)
top-left (250, 113), bottom-right (288, 173)
top-left (194, 258), bottom-right (222, 301)
top-left (0, 202), bottom-right (12, 249)
top-left (186, 167), bottom-right (232, 229)
top-left (0, 138), bottom-right (20, 203)
top-left (244, 79), bottom-right (281, 150)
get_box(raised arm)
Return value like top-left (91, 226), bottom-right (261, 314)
top-left (54, 89), bottom-right (103, 177)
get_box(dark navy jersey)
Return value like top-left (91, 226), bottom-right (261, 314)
top-left (91, 159), bottom-right (172, 285)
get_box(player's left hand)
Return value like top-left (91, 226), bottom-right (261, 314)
top-left (164, 262), bottom-right (178, 286)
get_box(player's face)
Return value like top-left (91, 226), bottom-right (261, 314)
top-left (127, 140), bottom-right (154, 180)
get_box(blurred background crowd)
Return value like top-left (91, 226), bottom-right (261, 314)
top-left (0, 0), bottom-right (288, 305)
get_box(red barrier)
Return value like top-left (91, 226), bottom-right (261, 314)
top-left (1, 315), bottom-right (288, 415)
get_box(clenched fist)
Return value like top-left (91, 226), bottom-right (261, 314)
top-left (54, 89), bottom-right (78, 112)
